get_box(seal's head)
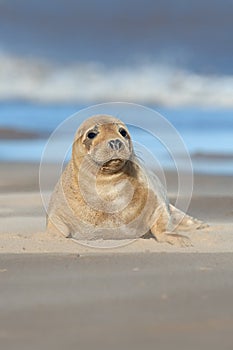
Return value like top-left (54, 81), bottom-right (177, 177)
top-left (72, 115), bottom-right (133, 172)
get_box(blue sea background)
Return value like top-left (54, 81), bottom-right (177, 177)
top-left (0, 0), bottom-right (233, 174)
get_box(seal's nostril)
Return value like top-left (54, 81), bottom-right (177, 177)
top-left (108, 140), bottom-right (115, 149)
top-left (115, 139), bottom-right (123, 150)
top-left (108, 139), bottom-right (123, 150)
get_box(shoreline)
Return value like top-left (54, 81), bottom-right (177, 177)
top-left (1, 161), bottom-right (233, 193)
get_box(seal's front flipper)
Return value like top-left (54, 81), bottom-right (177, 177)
top-left (151, 229), bottom-right (192, 247)
top-left (149, 204), bottom-right (191, 247)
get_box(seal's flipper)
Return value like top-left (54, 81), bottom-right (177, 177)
top-left (151, 231), bottom-right (192, 247)
top-left (169, 204), bottom-right (208, 232)
top-left (149, 205), bottom-right (192, 247)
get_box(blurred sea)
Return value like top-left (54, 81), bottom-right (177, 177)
top-left (0, 103), bottom-right (232, 175)
top-left (0, 0), bottom-right (233, 173)
top-left (0, 0), bottom-right (233, 106)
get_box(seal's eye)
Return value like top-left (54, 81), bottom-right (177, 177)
top-left (119, 128), bottom-right (127, 138)
top-left (87, 131), bottom-right (97, 139)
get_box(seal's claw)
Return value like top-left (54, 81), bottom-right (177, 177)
top-left (155, 233), bottom-right (193, 247)
top-left (194, 219), bottom-right (209, 230)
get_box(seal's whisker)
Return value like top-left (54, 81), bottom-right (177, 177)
top-left (134, 151), bottom-right (145, 163)
top-left (134, 149), bottom-right (144, 156)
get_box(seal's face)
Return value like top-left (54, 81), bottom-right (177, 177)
top-left (74, 115), bottom-right (133, 172)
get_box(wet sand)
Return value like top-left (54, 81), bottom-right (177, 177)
top-left (1, 253), bottom-right (233, 350)
top-left (0, 162), bottom-right (232, 349)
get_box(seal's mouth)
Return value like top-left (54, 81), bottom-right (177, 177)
top-left (103, 159), bottom-right (123, 166)
top-left (100, 158), bottom-right (126, 172)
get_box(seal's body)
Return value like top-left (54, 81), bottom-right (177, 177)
top-left (47, 115), bottom-right (204, 246)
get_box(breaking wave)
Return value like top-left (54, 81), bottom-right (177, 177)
top-left (1, 53), bottom-right (233, 107)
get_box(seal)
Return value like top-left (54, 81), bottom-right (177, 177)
top-left (47, 115), bottom-right (205, 246)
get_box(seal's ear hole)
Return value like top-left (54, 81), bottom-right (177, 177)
top-left (87, 131), bottom-right (97, 139)
top-left (119, 128), bottom-right (127, 138)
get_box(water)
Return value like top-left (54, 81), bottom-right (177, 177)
top-left (0, 1), bottom-right (233, 107)
top-left (0, 103), bottom-right (232, 174)
top-left (1, 0), bottom-right (233, 73)
top-left (0, 1), bottom-right (233, 174)
top-left (1, 56), bottom-right (233, 107)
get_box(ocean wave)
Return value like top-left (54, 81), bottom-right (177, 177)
top-left (1, 53), bottom-right (233, 107)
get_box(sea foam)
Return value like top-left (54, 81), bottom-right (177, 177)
top-left (1, 53), bottom-right (233, 107)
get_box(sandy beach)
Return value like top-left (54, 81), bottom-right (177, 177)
top-left (0, 162), bottom-right (232, 254)
top-left (0, 162), bottom-right (233, 350)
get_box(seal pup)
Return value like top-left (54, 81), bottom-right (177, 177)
top-left (47, 115), bottom-right (205, 246)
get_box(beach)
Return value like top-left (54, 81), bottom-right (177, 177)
top-left (0, 162), bottom-right (232, 253)
top-left (0, 162), bottom-right (233, 350)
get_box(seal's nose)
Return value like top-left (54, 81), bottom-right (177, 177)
top-left (108, 139), bottom-right (124, 150)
